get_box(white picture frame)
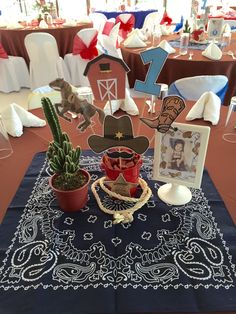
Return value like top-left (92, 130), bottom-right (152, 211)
top-left (207, 18), bottom-right (224, 40)
top-left (153, 122), bottom-right (210, 189)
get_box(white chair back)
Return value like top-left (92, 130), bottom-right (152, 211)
top-left (168, 75), bottom-right (228, 103)
top-left (0, 56), bottom-right (30, 93)
top-left (64, 28), bottom-right (100, 87)
top-left (24, 32), bottom-right (70, 90)
top-left (99, 22), bottom-right (120, 51)
top-left (77, 28), bottom-right (98, 47)
top-left (118, 13), bottom-right (132, 23)
top-left (142, 12), bottom-right (161, 33)
top-left (89, 12), bottom-right (107, 33)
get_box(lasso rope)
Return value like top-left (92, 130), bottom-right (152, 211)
top-left (91, 177), bottom-right (152, 224)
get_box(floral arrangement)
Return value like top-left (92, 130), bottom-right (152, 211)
top-left (33, 0), bottom-right (51, 14)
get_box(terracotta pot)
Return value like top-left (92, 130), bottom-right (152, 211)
top-left (101, 154), bottom-right (142, 196)
top-left (49, 169), bottom-right (90, 212)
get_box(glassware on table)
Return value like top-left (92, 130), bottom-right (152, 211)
top-left (221, 33), bottom-right (231, 54)
top-left (223, 96), bottom-right (236, 143)
top-left (152, 25), bottom-right (162, 47)
top-left (179, 33), bottom-right (190, 55)
top-left (0, 117), bottom-right (13, 159)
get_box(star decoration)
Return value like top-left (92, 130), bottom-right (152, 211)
top-left (115, 131), bottom-right (123, 140)
top-left (105, 173), bottom-right (138, 197)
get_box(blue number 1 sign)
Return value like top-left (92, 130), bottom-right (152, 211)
top-left (134, 47), bottom-right (168, 96)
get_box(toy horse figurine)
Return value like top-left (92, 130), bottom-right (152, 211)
top-left (49, 78), bottom-right (105, 131)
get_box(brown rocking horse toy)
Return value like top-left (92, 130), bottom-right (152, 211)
top-left (49, 78), bottom-right (105, 131)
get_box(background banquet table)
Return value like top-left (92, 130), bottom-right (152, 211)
top-left (95, 9), bottom-right (158, 28)
top-left (121, 34), bottom-right (236, 106)
top-left (0, 22), bottom-right (92, 65)
top-left (0, 99), bottom-right (235, 227)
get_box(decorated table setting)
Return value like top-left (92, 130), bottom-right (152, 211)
top-left (94, 8), bottom-right (158, 29)
top-left (0, 48), bottom-right (236, 314)
top-left (120, 21), bottom-right (236, 106)
top-left (0, 21), bottom-right (92, 66)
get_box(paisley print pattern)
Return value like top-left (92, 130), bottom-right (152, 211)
top-left (0, 153), bottom-right (235, 291)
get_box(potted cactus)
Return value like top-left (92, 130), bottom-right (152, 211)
top-left (183, 19), bottom-right (191, 34)
top-left (42, 97), bottom-right (90, 211)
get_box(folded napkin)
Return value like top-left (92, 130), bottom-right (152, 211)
top-left (0, 43), bottom-right (8, 59)
top-left (63, 20), bottom-right (77, 27)
top-left (0, 15), bottom-right (6, 26)
top-left (104, 88), bottom-right (139, 116)
top-left (222, 23), bottom-right (231, 34)
top-left (202, 42), bottom-right (222, 60)
top-left (1, 103), bottom-right (46, 137)
top-left (6, 22), bottom-right (24, 29)
top-left (39, 20), bottom-right (48, 28)
top-left (0, 19), bottom-right (7, 28)
top-left (76, 16), bottom-right (92, 24)
top-left (158, 39), bottom-right (176, 54)
top-left (123, 31), bottom-right (147, 48)
top-left (128, 28), bottom-right (146, 41)
top-left (186, 91), bottom-right (221, 125)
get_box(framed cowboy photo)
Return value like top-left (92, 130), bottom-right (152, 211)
top-left (153, 122), bottom-right (210, 188)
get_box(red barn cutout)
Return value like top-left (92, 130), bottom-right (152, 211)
top-left (84, 54), bottom-right (130, 101)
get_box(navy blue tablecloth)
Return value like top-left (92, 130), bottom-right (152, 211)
top-left (0, 151), bottom-right (236, 314)
top-left (95, 9), bottom-right (158, 28)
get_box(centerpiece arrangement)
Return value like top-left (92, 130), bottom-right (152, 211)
top-left (88, 115), bottom-right (152, 224)
top-left (41, 97), bottom-right (90, 212)
top-left (32, 0), bottom-right (58, 24)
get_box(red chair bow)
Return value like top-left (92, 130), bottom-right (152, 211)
top-left (116, 15), bottom-right (135, 39)
top-left (0, 43), bottom-right (8, 59)
top-left (102, 21), bottom-right (115, 35)
top-left (72, 32), bottom-right (98, 60)
top-left (160, 11), bottom-right (172, 26)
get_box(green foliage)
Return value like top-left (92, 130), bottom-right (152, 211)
top-left (32, 1), bottom-right (51, 13)
top-left (183, 19), bottom-right (191, 34)
top-left (41, 97), bottom-right (84, 191)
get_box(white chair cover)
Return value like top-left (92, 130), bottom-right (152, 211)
top-left (27, 85), bottom-right (92, 110)
top-left (142, 12), bottom-right (161, 34)
top-left (0, 56), bottom-right (30, 93)
top-left (64, 28), bottom-right (100, 87)
top-left (116, 13), bottom-right (135, 42)
top-left (168, 75), bottom-right (228, 103)
top-left (24, 32), bottom-right (71, 90)
top-left (98, 23), bottom-right (121, 56)
top-left (27, 85), bottom-right (61, 110)
top-left (89, 13), bottom-right (107, 33)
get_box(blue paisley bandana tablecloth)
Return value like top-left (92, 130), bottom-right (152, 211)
top-left (0, 151), bottom-right (236, 314)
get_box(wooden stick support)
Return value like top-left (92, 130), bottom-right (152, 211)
top-left (119, 147), bottom-right (122, 169)
top-left (136, 95), bottom-right (147, 136)
top-left (109, 99), bottom-right (113, 115)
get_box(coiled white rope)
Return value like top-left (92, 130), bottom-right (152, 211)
top-left (91, 176), bottom-right (152, 224)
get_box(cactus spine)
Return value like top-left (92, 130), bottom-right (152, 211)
top-left (42, 97), bottom-right (82, 190)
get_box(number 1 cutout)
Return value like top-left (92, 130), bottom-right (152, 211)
top-left (134, 47), bottom-right (168, 96)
